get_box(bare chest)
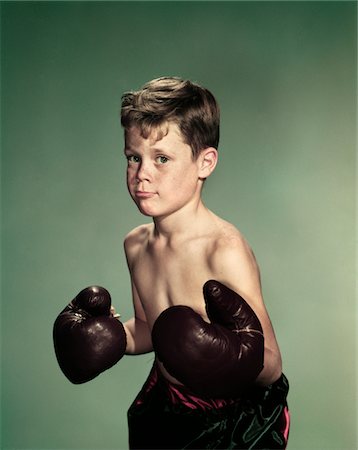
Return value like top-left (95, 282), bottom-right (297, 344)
top-left (131, 244), bottom-right (212, 328)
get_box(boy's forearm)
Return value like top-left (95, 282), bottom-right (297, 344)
top-left (255, 347), bottom-right (282, 386)
top-left (123, 317), bottom-right (153, 355)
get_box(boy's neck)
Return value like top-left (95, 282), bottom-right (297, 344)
top-left (152, 199), bottom-right (211, 242)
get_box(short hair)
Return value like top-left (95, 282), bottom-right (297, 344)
top-left (121, 77), bottom-right (220, 159)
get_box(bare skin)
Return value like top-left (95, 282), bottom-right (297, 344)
top-left (121, 123), bottom-right (282, 387)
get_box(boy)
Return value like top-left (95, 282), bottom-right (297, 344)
top-left (120, 77), bottom-right (289, 449)
top-left (53, 76), bottom-right (289, 449)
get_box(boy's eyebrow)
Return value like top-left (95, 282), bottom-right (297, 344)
top-left (124, 145), bottom-right (174, 155)
top-left (124, 146), bottom-right (137, 153)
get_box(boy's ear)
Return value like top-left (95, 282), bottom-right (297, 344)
top-left (198, 147), bottom-right (218, 179)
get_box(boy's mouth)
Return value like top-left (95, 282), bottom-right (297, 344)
top-left (135, 191), bottom-right (156, 199)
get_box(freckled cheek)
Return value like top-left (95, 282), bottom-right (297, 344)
top-left (163, 174), bottom-right (180, 189)
top-left (126, 167), bottom-right (136, 184)
top-left (173, 168), bottom-right (195, 188)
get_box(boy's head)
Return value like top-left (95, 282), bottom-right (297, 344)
top-left (121, 77), bottom-right (220, 159)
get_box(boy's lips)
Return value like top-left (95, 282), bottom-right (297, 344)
top-left (135, 190), bottom-right (156, 199)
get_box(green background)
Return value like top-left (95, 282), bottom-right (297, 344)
top-left (1, 1), bottom-right (356, 449)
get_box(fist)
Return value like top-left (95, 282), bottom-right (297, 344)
top-left (53, 286), bottom-right (127, 384)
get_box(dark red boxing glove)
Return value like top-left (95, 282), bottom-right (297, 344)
top-left (152, 280), bottom-right (264, 398)
top-left (53, 286), bottom-right (127, 384)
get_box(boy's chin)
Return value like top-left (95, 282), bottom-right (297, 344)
top-left (138, 210), bottom-right (153, 218)
top-left (135, 204), bottom-right (155, 217)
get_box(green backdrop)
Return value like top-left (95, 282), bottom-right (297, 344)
top-left (1, 2), bottom-right (356, 449)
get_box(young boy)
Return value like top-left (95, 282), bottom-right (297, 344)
top-left (53, 76), bottom-right (289, 449)
top-left (120, 77), bottom-right (290, 449)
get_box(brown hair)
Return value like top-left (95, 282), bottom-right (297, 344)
top-left (121, 77), bottom-right (220, 159)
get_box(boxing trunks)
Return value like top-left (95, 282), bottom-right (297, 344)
top-left (128, 362), bottom-right (290, 449)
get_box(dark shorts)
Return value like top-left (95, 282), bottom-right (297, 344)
top-left (128, 363), bottom-right (290, 449)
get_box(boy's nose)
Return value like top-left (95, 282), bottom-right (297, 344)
top-left (136, 161), bottom-right (151, 181)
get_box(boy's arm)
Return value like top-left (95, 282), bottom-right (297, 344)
top-left (152, 236), bottom-right (281, 397)
top-left (210, 236), bottom-right (282, 385)
top-left (123, 279), bottom-right (153, 355)
top-left (122, 231), bottom-right (153, 355)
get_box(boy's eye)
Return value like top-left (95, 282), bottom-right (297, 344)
top-left (156, 156), bottom-right (169, 164)
top-left (127, 155), bottom-right (141, 164)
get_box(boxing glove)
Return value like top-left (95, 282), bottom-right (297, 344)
top-left (152, 280), bottom-right (264, 398)
top-left (53, 286), bottom-right (127, 384)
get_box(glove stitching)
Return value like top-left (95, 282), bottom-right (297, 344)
top-left (232, 329), bottom-right (264, 337)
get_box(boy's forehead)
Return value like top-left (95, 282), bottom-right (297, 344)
top-left (125, 122), bottom-right (186, 147)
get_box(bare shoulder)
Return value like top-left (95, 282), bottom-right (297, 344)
top-left (124, 223), bottom-right (152, 246)
top-left (210, 219), bottom-right (258, 271)
top-left (208, 218), bottom-right (261, 302)
top-left (124, 223), bottom-right (152, 265)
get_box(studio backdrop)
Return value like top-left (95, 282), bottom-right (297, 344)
top-left (1, 2), bottom-right (356, 449)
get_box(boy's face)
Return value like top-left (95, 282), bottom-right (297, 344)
top-left (124, 122), bottom-right (204, 219)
